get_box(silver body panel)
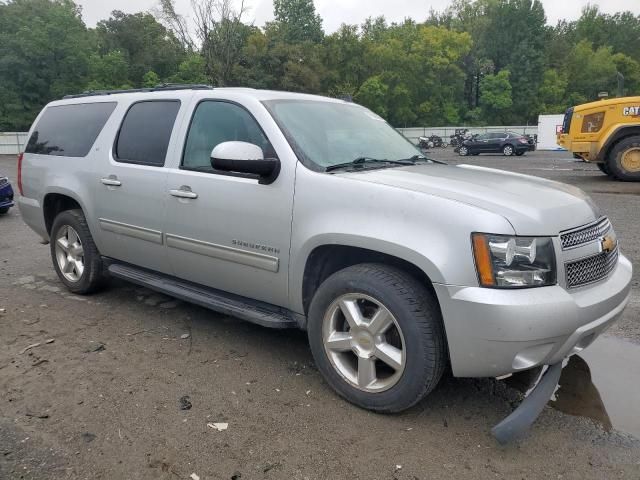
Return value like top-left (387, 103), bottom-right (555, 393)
top-left (18, 88), bottom-right (633, 378)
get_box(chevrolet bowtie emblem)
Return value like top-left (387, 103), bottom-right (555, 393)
top-left (601, 235), bottom-right (616, 253)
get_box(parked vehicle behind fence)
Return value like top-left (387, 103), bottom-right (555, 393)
top-left (17, 85), bottom-right (632, 442)
top-left (456, 131), bottom-right (535, 156)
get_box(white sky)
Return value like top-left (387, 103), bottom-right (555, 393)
top-left (76, 0), bottom-right (640, 31)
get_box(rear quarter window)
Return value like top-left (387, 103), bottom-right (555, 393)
top-left (25, 102), bottom-right (117, 157)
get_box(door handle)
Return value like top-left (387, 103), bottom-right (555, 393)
top-left (169, 186), bottom-right (198, 199)
top-left (101, 175), bottom-right (122, 187)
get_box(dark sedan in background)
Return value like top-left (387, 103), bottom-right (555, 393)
top-left (0, 175), bottom-right (14, 214)
top-left (456, 132), bottom-right (536, 157)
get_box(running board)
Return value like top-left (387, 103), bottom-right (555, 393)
top-left (107, 262), bottom-right (298, 329)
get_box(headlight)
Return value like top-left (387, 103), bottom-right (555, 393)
top-left (472, 233), bottom-right (556, 288)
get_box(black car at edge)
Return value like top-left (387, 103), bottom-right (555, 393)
top-left (455, 132), bottom-right (536, 157)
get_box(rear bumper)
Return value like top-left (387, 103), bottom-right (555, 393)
top-left (434, 254), bottom-right (632, 377)
top-left (17, 195), bottom-right (48, 240)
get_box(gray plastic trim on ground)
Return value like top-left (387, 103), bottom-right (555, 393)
top-left (491, 362), bottom-right (563, 444)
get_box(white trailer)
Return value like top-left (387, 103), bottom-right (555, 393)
top-left (537, 114), bottom-right (566, 150)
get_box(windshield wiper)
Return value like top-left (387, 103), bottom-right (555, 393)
top-left (395, 154), bottom-right (446, 165)
top-left (325, 157), bottom-right (416, 172)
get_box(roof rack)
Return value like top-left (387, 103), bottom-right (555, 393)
top-left (62, 83), bottom-right (214, 99)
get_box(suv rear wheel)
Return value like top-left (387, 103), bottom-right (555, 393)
top-left (307, 264), bottom-right (446, 413)
top-left (50, 209), bottom-right (106, 294)
top-left (607, 136), bottom-right (640, 181)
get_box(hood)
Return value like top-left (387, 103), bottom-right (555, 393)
top-left (342, 163), bottom-right (600, 235)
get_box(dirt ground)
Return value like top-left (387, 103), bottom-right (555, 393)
top-left (1, 151), bottom-right (639, 480)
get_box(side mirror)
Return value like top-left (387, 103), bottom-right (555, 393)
top-left (211, 141), bottom-right (280, 185)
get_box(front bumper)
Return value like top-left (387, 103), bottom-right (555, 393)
top-left (434, 254), bottom-right (632, 377)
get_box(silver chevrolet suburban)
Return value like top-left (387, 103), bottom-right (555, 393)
top-left (18, 85), bottom-right (632, 433)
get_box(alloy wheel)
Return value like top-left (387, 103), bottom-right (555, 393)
top-left (459, 146), bottom-right (468, 156)
top-left (54, 225), bottom-right (85, 282)
top-left (503, 145), bottom-right (513, 156)
top-left (322, 293), bottom-right (406, 392)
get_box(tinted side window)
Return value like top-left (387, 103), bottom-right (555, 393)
top-left (115, 101), bottom-right (181, 166)
top-left (26, 102), bottom-right (117, 157)
top-left (182, 101), bottom-right (272, 171)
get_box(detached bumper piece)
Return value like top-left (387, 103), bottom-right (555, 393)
top-left (491, 362), bottom-right (563, 444)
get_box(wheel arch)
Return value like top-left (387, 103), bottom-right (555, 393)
top-left (598, 125), bottom-right (640, 163)
top-left (43, 188), bottom-right (87, 235)
top-left (298, 240), bottom-right (442, 318)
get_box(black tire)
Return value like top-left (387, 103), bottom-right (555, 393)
top-left (458, 146), bottom-right (469, 156)
top-left (597, 162), bottom-right (609, 175)
top-left (0, 207), bottom-right (9, 215)
top-left (607, 136), bottom-right (640, 181)
top-left (50, 209), bottom-right (106, 294)
top-left (502, 144), bottom-right (515, 156)
top-left (307, 263), bottom-right (447, 413)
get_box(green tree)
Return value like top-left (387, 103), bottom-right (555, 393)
top-left (565, 40), bottom-right (618, 103)
top-left (86, 50), bottom-right (130, 90)
top-left (272, 0), bottom-right (323, 43)
top-left (480, 69), bottom-right (513, 124)
top-left (169, 54), bottom-right (208, 84)
top-left (96, 11), bottom-right (185, 87)
top-left (573, 6), bottom-right (640, 64)
top-left (0, 0), bottom-right (91, 130)
top-left (538, 69), bottom-right (567, 113)
top-left (354, 76), bottom-right (389, 118)
top-left (142, 70), bottom-right (161, 88)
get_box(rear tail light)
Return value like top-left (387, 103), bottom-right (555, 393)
top-left (17, 152), bottom-right (23, 195)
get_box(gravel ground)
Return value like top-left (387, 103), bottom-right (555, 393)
top-left (1, 151), bottom-right (639, 480)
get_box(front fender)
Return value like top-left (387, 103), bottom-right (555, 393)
top-left (288, 165), bottom-right (515, 313)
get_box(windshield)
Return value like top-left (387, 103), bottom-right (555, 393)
top-left (263, 100), bottom-right (423, 170)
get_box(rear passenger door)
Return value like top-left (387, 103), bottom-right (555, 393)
top-left (93, 99), bottom-right (182, 274)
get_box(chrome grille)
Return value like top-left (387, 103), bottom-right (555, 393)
top-left (560, 218), bottom-right (611, 250)
top-left (565, 247), bottom-right (618, 288)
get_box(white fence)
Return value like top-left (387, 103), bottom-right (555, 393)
top-left (0, 132), bottom-right (28, 155)
top-left (397, 126), bottom-right (538, 144)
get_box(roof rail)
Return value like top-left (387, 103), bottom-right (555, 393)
top-left (62, 83), bottom-right (214, 99)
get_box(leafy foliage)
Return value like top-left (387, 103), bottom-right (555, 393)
top-left (1, 0), bottom-right (639, 130)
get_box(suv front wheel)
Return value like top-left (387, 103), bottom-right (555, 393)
top-left (50, 209), bottom-right (106, 294)
top-left (307, 264), bottom-right (446, 413)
